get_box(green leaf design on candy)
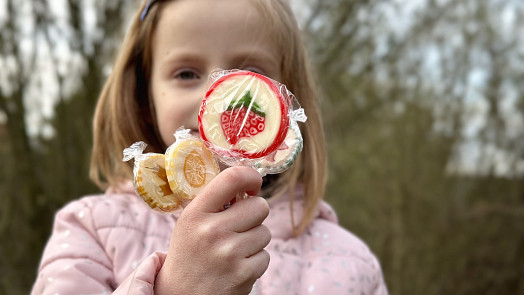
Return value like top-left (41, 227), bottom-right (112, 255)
top-left (227, 91), bottom-right (266, 117)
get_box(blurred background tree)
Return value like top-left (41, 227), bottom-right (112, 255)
top-left (0, 0), bottom-right (523, 294)
top-left (0, 0), bottom-right (131, 293)
top-left (297, 0), bottom-right (524, 294)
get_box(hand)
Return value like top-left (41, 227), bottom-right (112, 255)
top-left (154, 166), bottom-right (271, 295)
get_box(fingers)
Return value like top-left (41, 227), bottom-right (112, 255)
top-left (160, 166), bottom-right (269, 295)
top-left (220, 234), bottom-right (270, 290)
top-left (222, 196), bottom-right (270, 233)
top-left (228, 248), bottom-right (270, 295)
top-left (250, 249), bottom-right (270, 276)
top-left (239, 224), bottom-right (272, 258)
top-left (190, 166), bottom-right (263, 213)
top-left (242, 249), bottom-right (270, 281)
top-left (216, 224), bottom-right (271, 260)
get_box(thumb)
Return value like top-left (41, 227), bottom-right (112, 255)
top-left (188, 166), bottom-right (263, 213)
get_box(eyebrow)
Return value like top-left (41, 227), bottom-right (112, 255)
top-left (155, 51), bottom-right (206, 74)
top-left (231, 50), bottom-right (281, 73)
top-left (160, 51), bottom-right (205, 64)
top-left (156, 49), bottom-right (280, 72)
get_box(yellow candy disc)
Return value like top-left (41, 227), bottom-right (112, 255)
top-left (165, 139), bottom-right (219, 200)
top-left (134, 154), bottom-right (182, 212)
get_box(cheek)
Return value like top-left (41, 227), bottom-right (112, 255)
top-left (156, 113), bottom-right (174, 146)
top-left (153, 92), bottom-right (181, 145)
top-left (152, 85), bottom-right (205, 145)
top-left (154, 91), bottom-right (173, 121)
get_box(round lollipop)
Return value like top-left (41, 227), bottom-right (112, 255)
top-left (123, 142), bottom-right (182, 212)
top-left (199, 70), bottom-right (290, 160)
top-left (199, 70), bottom-right (307, 177)
top-left (124, 130), bottom-right (220, 212)
top-left (134, 154), bottom-right (182, 212)
top-left (165, 130), bottom-right (220, 201)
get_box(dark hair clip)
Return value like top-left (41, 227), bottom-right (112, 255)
top-left (140, 0), bottom-right (157, 21)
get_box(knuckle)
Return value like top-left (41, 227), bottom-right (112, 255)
top-left (200, 221), bottom-right (218, 235)
top-left (177, 210), bottom-right (196, 225)
top-left (222, 167), bottom-right (244, 183)
top-left (216, 241), bottom-right (237, 261)
top-left (195, 221), bottom-right (222, 243)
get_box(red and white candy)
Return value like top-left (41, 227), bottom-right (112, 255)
top-left (199, 70), bottom-right (290, 159)
top-left (198, 70), bottom-right (306, 175)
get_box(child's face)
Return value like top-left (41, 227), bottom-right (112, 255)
top-left (150, 0), bottom-right (282, 147)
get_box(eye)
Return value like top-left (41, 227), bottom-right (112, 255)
top-left (174, 69), bottom-right (200, 80)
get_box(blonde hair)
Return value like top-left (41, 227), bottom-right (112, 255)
top-left (90, 0), bottom-right (327, 236)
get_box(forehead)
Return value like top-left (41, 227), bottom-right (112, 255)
top-left (151, 0), bottom-right (282, 71)
top-left (155, 0), bottom-right (273, 41)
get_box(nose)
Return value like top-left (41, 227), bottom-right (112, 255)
top-left (191, 68), bottom-right (226, 134)
top-left (196, 77), bottom-right (213, 108)
top-left (186, 80), bottom-right (211, 135)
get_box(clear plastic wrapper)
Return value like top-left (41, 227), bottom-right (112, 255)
top-left (198, 69), bottom-right (306, 176)
top-left (164, 129), bottom-right (220, 201)
top-left (123, 129), bottom-right (219, 212)
top-left (253, 119), bottom-right (303, 174)
top-left (123, 70), bottom-right (306, 212)
top-left (123, 141), bottom-right (181, 212)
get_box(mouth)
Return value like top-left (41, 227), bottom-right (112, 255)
top-left (189, 129), bottom-right (200, 138)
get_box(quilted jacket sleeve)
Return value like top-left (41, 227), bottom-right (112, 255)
top-left (31, 199), bottom-right (165, 295)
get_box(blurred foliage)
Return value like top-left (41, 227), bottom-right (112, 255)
top-left (0, 0), bottom-right (523, 294)
top-left (0, 0), bottom-right (130, 294)
top-left (300, 0), bottom-right (524, 294)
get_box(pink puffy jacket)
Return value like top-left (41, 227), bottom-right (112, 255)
top-left (32, 182), bottom-right (388, 294)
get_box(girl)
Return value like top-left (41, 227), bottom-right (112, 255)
top-left (32, 0), bottom-right (388, 294)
